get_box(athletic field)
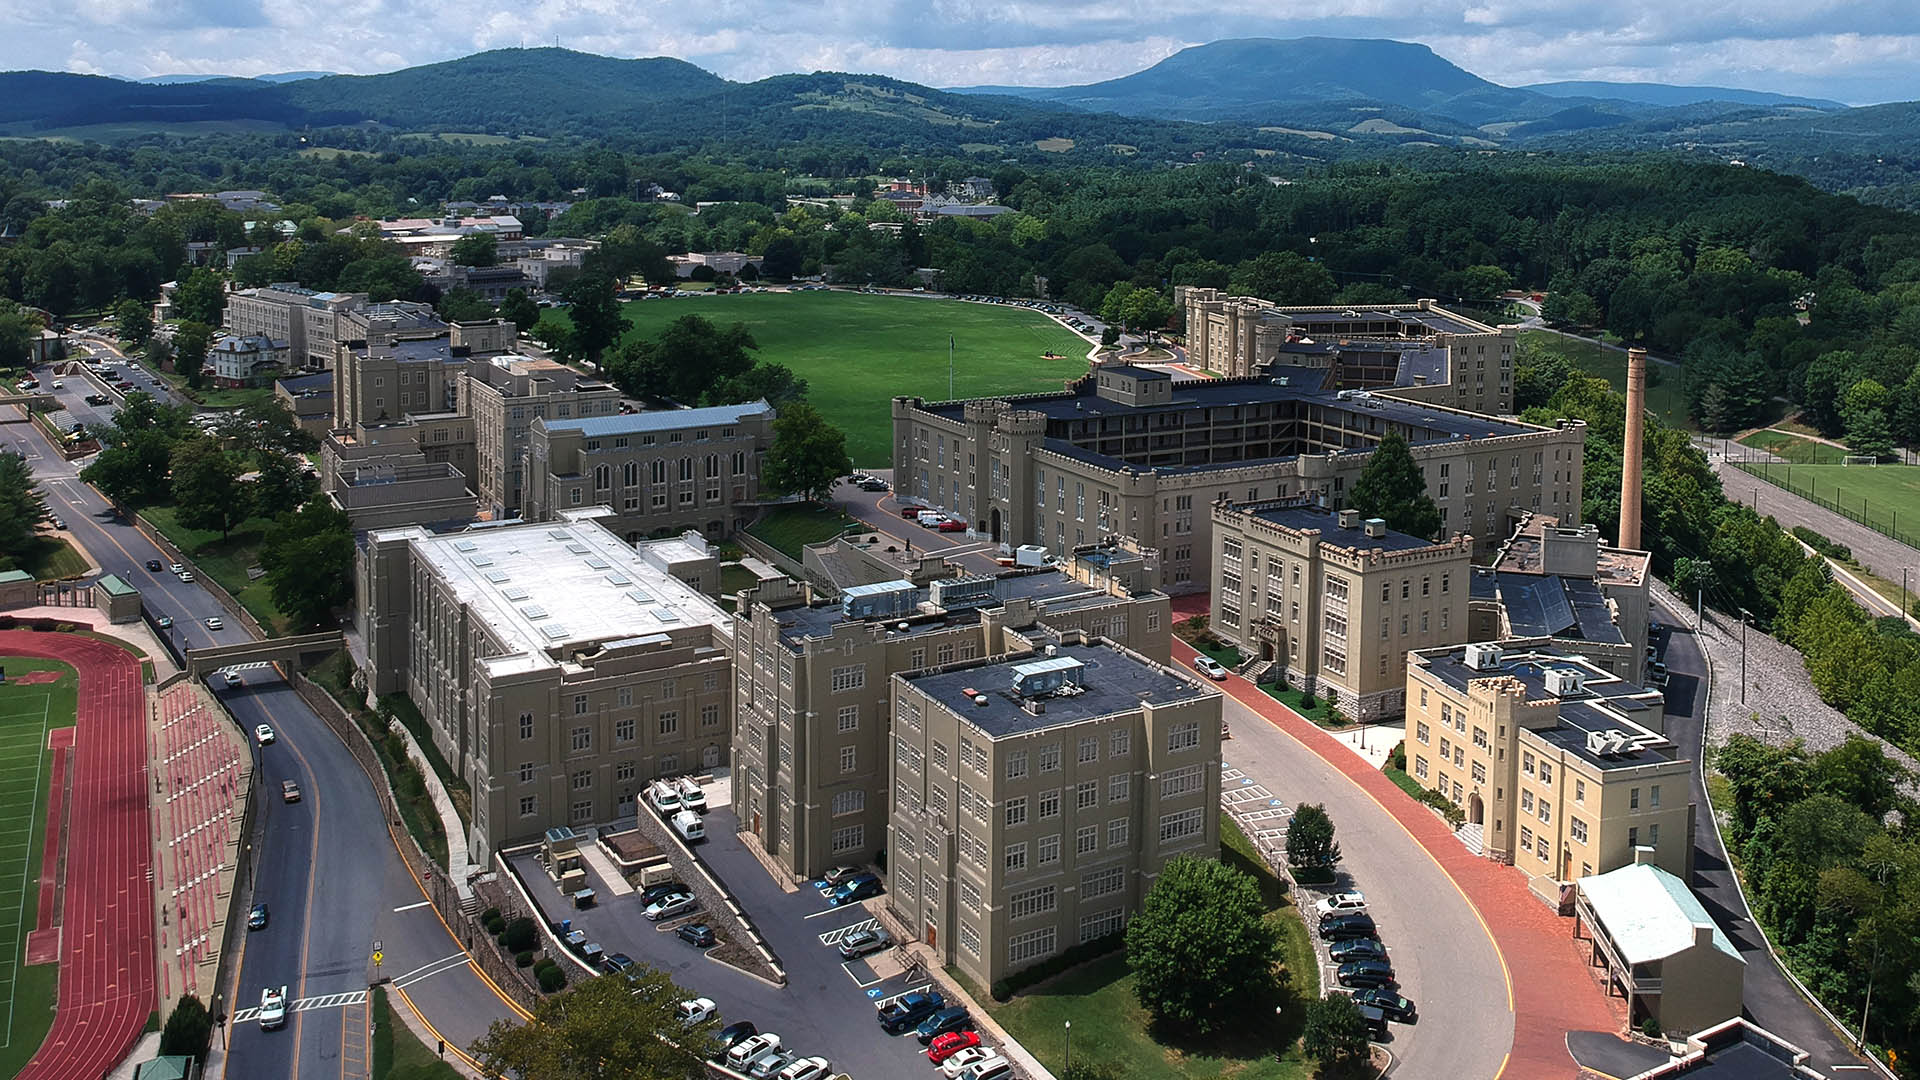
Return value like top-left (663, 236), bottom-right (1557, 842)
top-left (0, 658), bottom-right (76, 1078)
top-left (614, 292), bottom-right (1093, 465)
top-left (1733, 457), bottom-right (1920, 547)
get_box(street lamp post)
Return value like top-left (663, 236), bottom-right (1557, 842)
top-left (1064, 1020), bottom-right (1072, 1078)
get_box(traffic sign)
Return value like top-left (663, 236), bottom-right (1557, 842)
top-left (372, 950), bottom-right (384, 967)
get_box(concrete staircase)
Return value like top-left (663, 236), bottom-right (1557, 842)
top-left (1238, 659), bottom-right (1274, 683)
top-left (1457, 822), bottom-right (1485, 857)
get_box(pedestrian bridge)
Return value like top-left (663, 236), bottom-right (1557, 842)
top-left (183, 631), bottom-right (346, 678)
top-left (0, 392), bottom-right (59, 417)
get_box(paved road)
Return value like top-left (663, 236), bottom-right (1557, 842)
top-left (1217, 694), bottom-right (1514, 1079)
top-left (1652, 601), bottom-right (1877, 1077)
top-left (0, 415), bottom-right (520, 1078)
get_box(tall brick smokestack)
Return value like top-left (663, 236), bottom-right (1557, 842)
top-left (1619, 346), bottom-right (1647, 550)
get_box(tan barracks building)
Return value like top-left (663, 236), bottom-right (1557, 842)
top-left (1180, 289), bottom-right (1517, 417)
top-left (358, 508), bottom-right (733, 854)
top-left (892, 364), bottom-right (1585, 593)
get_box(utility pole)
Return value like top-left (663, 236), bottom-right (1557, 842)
top-left (949, 335), bottom-right (955, 400)
top-left (1739, 609), bottom-right (1750, 704)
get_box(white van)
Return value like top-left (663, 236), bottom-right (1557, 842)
top-left (675, 776), bottom-right (708, 813)
top-left (647, 779), bottom-right (682, 815)
top-left (671, 809), bottom-right (705, 842)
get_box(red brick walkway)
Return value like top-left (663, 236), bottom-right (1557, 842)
top-left (1169, 594), bottom-right (1612, 1078)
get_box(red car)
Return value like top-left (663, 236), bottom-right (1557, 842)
top-left (927, 1030), bottom-right (981, 1064)
top-left (935, 519), bottom-right (967, 533)
top-left (899, 505), bottom-right (925, 519)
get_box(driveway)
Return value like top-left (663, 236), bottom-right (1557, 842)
top-left (1653, 600), bottom-right (1879, 1077)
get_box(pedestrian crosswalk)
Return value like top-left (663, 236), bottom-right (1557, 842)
top-left (231, 989), bottom-right (367, 1023)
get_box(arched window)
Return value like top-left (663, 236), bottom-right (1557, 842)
top-left (593, 464), bottom-right (611, 491)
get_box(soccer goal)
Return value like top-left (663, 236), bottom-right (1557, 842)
top-left (1843, 455), bottom-right (1881, 466)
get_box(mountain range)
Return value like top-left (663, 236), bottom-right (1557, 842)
top-left (2, 38), bottom-right (1916, 205)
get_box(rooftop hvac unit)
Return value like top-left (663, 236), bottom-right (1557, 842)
top-left (1605, 730), bottom-right (1630, 755)
top-left (1010, 656), bottom-right (1085, 698)
top-left (1544, 668), bottom-right (1586, 698)
top-left (841, 579), bottom-right (918, 621)
top-left (1364, 518), bottom-right (1387, 538)
top-left (930, 575), bottom-right (1000, 612)
top-left (1585, 730), bottom-right (1612, 756)
top-left (1464, 643), bottom-right (1503, 671)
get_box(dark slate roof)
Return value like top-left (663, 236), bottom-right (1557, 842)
top-left (910, 643), bottom-right (1207, 738)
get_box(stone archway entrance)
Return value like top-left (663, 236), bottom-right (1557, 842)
top-left (989, 507), bottom-right (1002, 543)
top-left (1468, 791), bottom-right (1484, 825)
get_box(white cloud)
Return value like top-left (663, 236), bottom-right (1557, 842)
top-left (8, 0), bottom-right (1916, 103)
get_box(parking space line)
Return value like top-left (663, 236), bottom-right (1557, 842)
top-left (802, 906), bottom-right (850, 920)
top-left (873, 982), bottom-right (936, 1009)
top-left (841, 961), bottom-right (885, 989)
top-left (816, 918), bottom-right (878, 947)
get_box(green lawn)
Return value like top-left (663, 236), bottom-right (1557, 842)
top-left (140, 506), bottom-right (288, 634)
top-left (1736, 429), bottom-right (1852, 465)
top-left (746, 504), bottom-right (859, 561)
top-left (969, 816), bottom-right (1317, 1080)
top-left (382, 693), bottom-right (471, 838)
top-left (15, 536), bottom-right (89, 582)
top-left (1384, 766), bottom-right (1425, 800)
top-left (1260, 683), bottom-right (1344, 727)
top-left (0, 658), bottom-right (78, 1079)
top-left (608, 292), bottom-right (1092, 464)
top-left (370, 987), bottom-right (463, 1080)
top-left (1732, 459), bottom-right (1920, 548)
top-left (1519, 330), bottom-right (1696, 432)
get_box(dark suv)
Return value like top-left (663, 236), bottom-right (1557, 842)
top-left (1336, 959), bottom-right (1398, 989)
top-left (1319, 913), bottom-right (1377, 941)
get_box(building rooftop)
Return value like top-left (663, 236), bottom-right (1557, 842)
top-left (378, 513), bottom-right (730, 665)
top-left (1477, 570), bottom-right (1626, 645)
top-left (1494, 514), bottom-right (1649, 587)
top-left (1239, 501), bottom-right (1444, 553)
top-left (277, 371), bottom-right (333, 395)
top-left (542, 400), bottom-right (772, 439)
top-left (907, 642), bottom-right (1212, 739)
top-left (1095, 364), bottom-right (1172, 381)
top-left (1414, 646), bottom-right (1672, 771)
top-left (1577, 863), bottom-right (1741, 966)
top-left (769, 567), bottom-right (1133, 647)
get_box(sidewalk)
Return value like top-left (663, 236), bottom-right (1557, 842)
top-left (1171, 637), bottom-right (1616, 1079)
top-left (388, 719), bottom-right (473, 897)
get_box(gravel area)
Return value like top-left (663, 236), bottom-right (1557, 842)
top-left (1651, 577), bottom-right (1920, 775)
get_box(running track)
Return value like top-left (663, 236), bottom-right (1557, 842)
top-left (3, 631), bottom-right (155, 1080)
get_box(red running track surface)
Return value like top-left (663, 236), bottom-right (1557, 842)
top-left (4, 632), bottom-right (156, 1080)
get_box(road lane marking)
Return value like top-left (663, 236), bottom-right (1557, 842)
top-left (392, 956), bottom-right (472, 989)
top-left (386, 951), bottom-right (466, 984)
top-left (230, 989), bottom-right (369, 1023)
top-left (392, 900), bottom-right (432, 912)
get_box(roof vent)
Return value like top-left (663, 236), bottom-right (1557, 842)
top-left (1464, 643), bottom-right (1502, 671)
top-left (1337, 508), bottom-right (1361, 529)
top-left (1011, 655), bottom-right (1085, 697)
top-left (974, 694), bottom-right (989, 707)
top-left (1364, 518), bottom-right (1387, 538)
top-left (1585, 730), bottom-right (1611, 756)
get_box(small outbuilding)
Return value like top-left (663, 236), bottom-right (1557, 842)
top-left (1574, 853), bottom-right (1745, 1035)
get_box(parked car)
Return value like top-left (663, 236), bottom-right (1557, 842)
top-left (254, 724), bottom-right (275, 745)
top-left (280, 779), bottom-right (301, 803)
top-left (775, 1057), bottom-right (832, 1080)
top-left (935, 518), bottom-right (967, 532)
top-left (837, 926), bottom-right (891, 959)
top-left (640, 880), bottom-right (689, 906)
top-left (916, 1006), bottom-right (972, 1044)
top-left (747, 1050), bottom-right (795, 1079)
top-left (646, 778), bottom-right (683, 814)
top-left (178, 571), bottom-right (194, 582)
top-left (155, 616), bottom-right (173, 630)
top-left (677, 997), bottom-right (717, 1024)
top-left (1315, 892), bottom-right (1369, 918)
top-left (1647, 661), bottom-right (1669, 687)
top-left (1352, 987), bottom-right (1417, 1023)
top-left (957, 1057), bottom-right (1012, 1080)
top-left (715, 1020), bottom-right (758, 1051)
top-left (675, 776), bottom-right (708, 812)
top-left (671, 808), bottom-right (705, 842)
top-left (821, 865), bottom-right (863, 886)
top-left (898, 504), bottom-right (927, 519)
top-left (1319, 913), bottom-right (1377, 941)
top-left (1191, 655), bottom-right (1228, 680)
top-left (145, 559), bottom-right (162, 572)
top-left (645, 892), bottom-right (697, 921)
top-left (858, 478), bottom-right (889, 492)
top-left (600, 952), bottom-right (636, 974)
top-left (927, 1030), bottom-right (981, 1063)
top-left (1328, 938), bottom-right (1388, 964)
top-left (940, 1047), bottom-right (997, 1078)
top-left (169, 562), bottom-right (184, 574)
top-left (878, 990), bottom-right (944, 1034)
top-left (725, 1033), bottom-right (782, 1070)
top-left (1336, 959), bottom-right (1398, 989)
top-left (676, 922), bottom-right (717, 948)
top-left (247, 903), bottom-right (269, 930)
top-left (830, 872), bottom-right (882, 906)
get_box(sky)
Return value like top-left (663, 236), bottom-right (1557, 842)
top-left (15, 0), bottom-right (1919, 105)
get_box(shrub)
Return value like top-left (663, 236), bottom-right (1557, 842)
top-left (537, 965), bottom-right (567, 992)
top-left (481, 906), bottom-right (501, 924)
top-left (989, 932), bottom-right (1123, 1000)
top-left (32, 618), bottom-right (57, 631)
top-left (1792, 525), bottom-right (1851, 563)
top-left (517, 950), bottom-right (538, 967)
top-left (0, 615), bottom-right (15, 629)
top-left (159, 994), bottom-right (213, 1062)
top-left (1388, 739), bottom-right (1407, 772)
top-left (55, 622), bottom-right (75, 632)
top-left (502, 916), bottom-right (537, 953)
top-left (1641, 1016), bottom-right (1663, 1038)
top-left (484, 912), bottom-right (506, 935)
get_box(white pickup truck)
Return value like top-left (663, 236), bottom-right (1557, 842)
top-left (259, 985), bottom-right (288, 1030)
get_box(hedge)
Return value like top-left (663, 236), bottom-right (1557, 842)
top-left (989, 931), bottom-right (1123, 1001)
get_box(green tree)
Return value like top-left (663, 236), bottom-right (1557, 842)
top-left (170, 437), bottom-right (249, 539)
top-left (173, 321), bottom-right (213, 389)
top-left (1542, 289), bottom-right (1600, 327)
top-left (1286, 802), bottom-right (1342, 869)
top-left (159, 994), bottom-right (213, 1062)
top-left (607, 315), bottom-right (757, 403)
top-left (469, 963), bottom-right (716, 1080)
top-left (1348, 432), bottom-right (1442, 539)
top-left (252, 452), bottom-right (317, 519)
top-left (562, 273), bottom-right (624, 372)
top-left (704, 362), bottom-right (809, 408)
top-left (436, 287), bottom-right (495, 323)
top-left (260, 500), bottom-right (354, 627)
top-left (1843, 378), bottom-right (1893, 460)
top-left (449, 232), bottom-right (497, 267)
top-left (115, 298), bottom-right (153, 346)
top-left (1229, 250), bottom-right (1335, 304)
top-left (0, 451), bottom-right (49, 561)
top-left (499, 289), bottom-right (540, 333)
top-left (1301, 992), bottom-right (1371, 1074)
top-left (762, 402), bottom-right (847, 502)
top-left (171, 267), bottom-right (226, 326)
top-left (1123, 855), bottom-right (1281, 1036)
top-left (0, 304), bottom-right (43, 369)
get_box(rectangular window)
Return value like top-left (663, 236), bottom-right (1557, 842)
top-left (615, 717), bottom-right (635, 743)
top-left (701, 703), bottom-right (720, 728)
top-left (1008, 927), bottom-right (1056, 966)
top-left (1009, 885), bottom-right (1056, 920)
top-left (1158, 807), bottom-right (1205, 842)
top-left (839, 745), bottom-right (857, 773)
top-left (1160, 764), bottom-right (1204, 798)
top-left (931, 740), bottom-right (950, 772)
top-left (1006, 750), bottom-right (1028, 779)
top-left (1076, 825), bottom-right (1098, 855)
top-left (570, 799), bottom-right (592, 824)
top-left (1038, 833), bottom-right (1060, 865)
top-left (961, 879), bottom-right (982, 914)
top-left (1080, 908), bottom-right (1125, 943)
top-left (1570, 818), bottom-right (1588, 844)
top-left (571, 770), bottom-right (592, 791)
top-left (1039, 744), bottom-right (1061, 772)
top-left (831, 824), bottom-right (865, 853)
top-left (837, 705), bottom-right (860, 732)
top-left (1108, 773), bottom-right (1130, 803)
top-left (960, 923), bottom-right (982, 958)
top-left (1004, 842), bottom-right (1028, 873)
top-left (1005, 796), bottom-right (1028, 827)
top-left (1081, 865), bottom-right (1125, 899)
top-left (1039, 789), bottom-right (1060, 819)
top-left (658, 711), bottom-right (679, 736)
top-left (519, 712), bottom-right (534, 740)
top-left (571, 727), bottom-right (591, 752)
top-left (1110, 728), bottom-right (1131, 757)
top-left (1521, 825), bottom-right (1533, 849)
top-left (830, 664), bottom-right (866, 692)
top-left (517, 761), bottom-right (534, 783)
top-left (831, 789), bottom-right (865, 816)
top-left (1650, 784), bottom-right (1661, 808)
top-left (1630, 787), bottom-right (1640, 810)
top-left (1416, 722), bottom-right (1430, 745)
top-left (1108, 818), bottom-right (1129, 848)
top-left (1078, 737), bottom-right (1099, 763)
top-left (1648, 823), bottom-right (1660, 847)
top-left (1167, 722), bottom-right (1200, 752)
top-left (1077, 780), bottom-right (1099, 810)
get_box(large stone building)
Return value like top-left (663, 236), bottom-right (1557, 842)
top-left (467, 356), bottom-right (624, 520)
top-left (358, 508), bottom-right (733, 854)
top-left (892, 364), bottom-right (1584, 593)
top-left (1469, 514), bottom-right (1652, 683)
top-left (1208, 501), bottom-right (1476, 720)
top-left (224, 284), bottom-right (366, 368)
top-left (1404, 644), bottom-right (1693, 893)
top-left (524, 401), bottom-right (778, 541)
top-left (886, 638), bottom-right (1223, 987)
top-left (731, 540), bottom-right (1172, 880)
top-left (1180, 290), bottom-right (1516, 417)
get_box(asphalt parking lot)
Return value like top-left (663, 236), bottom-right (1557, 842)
top-left (508, 805), bottom-right (1015, 1079)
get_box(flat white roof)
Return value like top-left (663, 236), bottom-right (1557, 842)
top-left (1578, 863), bottom-right (1742, 966)
top-left (389, 513), bottom-right (730, 670)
